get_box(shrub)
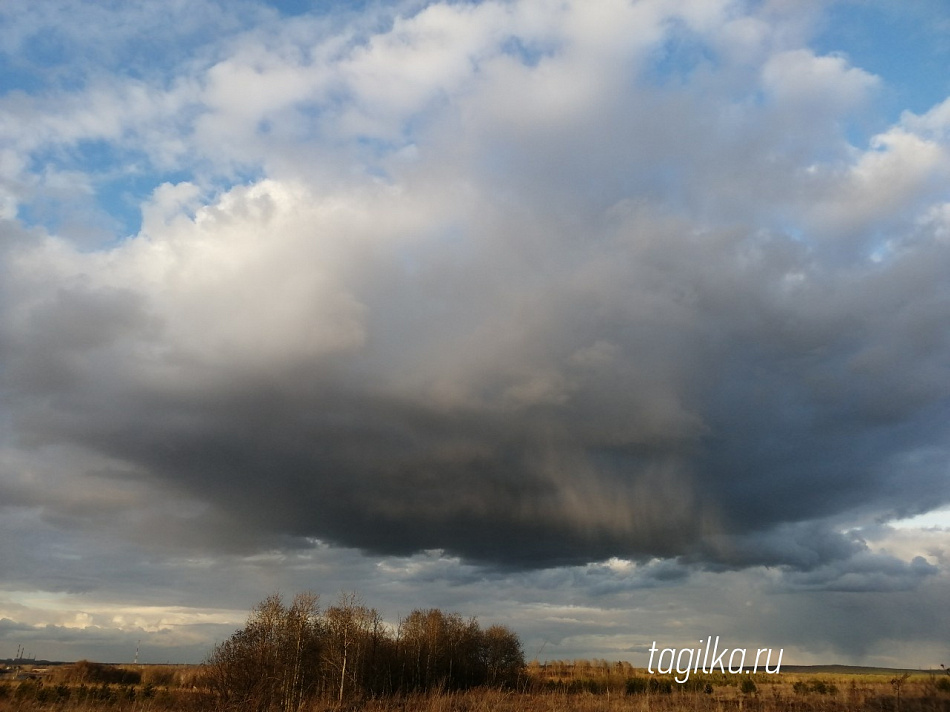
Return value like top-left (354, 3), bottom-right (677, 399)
top-left (57, 660), bottom-right (142, 686)
top-left (625, 677), bottom-right (648, 694)
top-left (793, 679), bottom-right (839, 695)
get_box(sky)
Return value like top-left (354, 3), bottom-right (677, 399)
top-left (1, 0), bottom-right (949, 668)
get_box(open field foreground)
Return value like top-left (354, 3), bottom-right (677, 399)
top-left (2, 662), bottom-right (950, 712)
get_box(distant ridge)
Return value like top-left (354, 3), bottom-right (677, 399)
top-left (779, 664), bottom-right (939, 675)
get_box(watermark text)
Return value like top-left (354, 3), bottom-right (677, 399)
top-left (648, 637), bottom-right (783, 683)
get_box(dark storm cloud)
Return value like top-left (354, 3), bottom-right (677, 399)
top-left (3, 194), bottom-right (949, 575)
top-left (781, 553), bottom-right (937, 593)
top-left (1, 0), bottom-right (949, 590)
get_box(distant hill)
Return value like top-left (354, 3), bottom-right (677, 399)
top-left (779, 664), bottom-right (941, 676)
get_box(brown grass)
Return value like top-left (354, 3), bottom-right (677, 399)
top-left (2, 663), bottom-right (949, 712)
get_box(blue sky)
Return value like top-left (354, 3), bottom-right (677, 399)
top-left (1, 0), bottom-right (949, 667)
top-left (814, 0), bottom-right (950, 117)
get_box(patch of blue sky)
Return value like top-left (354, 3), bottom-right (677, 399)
top-left (75, 139), bottom-right (131, 174)
top-left (27, 139), bottom-right (138, 190)
top-left (0, 35), bottom-right (88, 94)
top-left (14, 192), bottom-right (129, 250)
top-left (500, 35), bottom-right (560, 68)
top-left (355, 135), bottom-right (406, 180)
top-left (0, 59), bottom-right (47, 95)
top-left (16, 170), bottom-right (191, 245)
top-left (283, 100), bottom-right (332, 143)
top-left (18, 24), bottom-right (71, 68)
top-left (208, 166), bottom-right (268, 195)
top-left (813, 0), bottom-right (950, 121)
top-left (13, 202), bottom-right (56, 236)
top-left (263, 0), bottom-right (411, 41)
top-left (263, 0), bottom-right (372, 17)
top-left (839, 117), bottom-right (889, 158)
top-left (1, 4), bottom-right (266, 97)
top-left (96, 169), bottom-right (195, 242)
top-left (641, 21), bottom-right (718, 89)
top-left (21, 138), bottom-right (197, 241)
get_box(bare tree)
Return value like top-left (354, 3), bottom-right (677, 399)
top-left (322, 592), bottom-right (381, 702)
top-left (205, 592), bottom-right (321, 712)
top-left (206, 590), bottom-right (526, 705)
top-left (481, 624), bottom-right (525, 688)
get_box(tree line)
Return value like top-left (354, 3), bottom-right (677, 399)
top-left (204, 592), bottom-right (525, 711)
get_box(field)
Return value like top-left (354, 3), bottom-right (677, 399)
top-left (2, 660), bottom-right (950, 711)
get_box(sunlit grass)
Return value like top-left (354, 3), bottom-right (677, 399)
top-left (2, 660), bottom-right (949, 711)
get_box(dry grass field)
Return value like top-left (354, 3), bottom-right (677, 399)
top-left (2, 660), bottom-right (949, 711)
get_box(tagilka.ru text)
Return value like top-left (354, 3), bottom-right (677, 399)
top-left (648, 637), bottom-right (783, 683)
